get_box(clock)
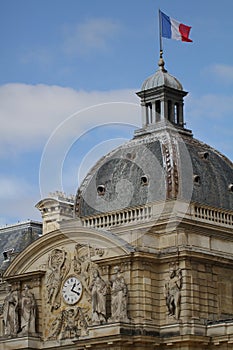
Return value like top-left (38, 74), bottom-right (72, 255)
top-left (62, 276), bottom-right (83, 305)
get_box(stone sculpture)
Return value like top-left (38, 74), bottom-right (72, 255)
top-left (48, 307), bottom-right (88, 340)
top-left (3, 285), bottom-right (19, 336)
top-left (20, 284), bottom-right (36, 335)
top-left (90, 269), bottom-right (107, 325)
top-left (73, 244), bottom-right (98, 297)
top-left (46, 248), bottom-right (69, 311)
top-left (164, 263), bottom-right (182, 319)
top-left (109, 266), bottom-right (129, 323)
top-left (60, 308), bottom-right (81, 340)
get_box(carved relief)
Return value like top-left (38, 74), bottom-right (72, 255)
top-left (42, 243), bottom-right (112, 340)
top-left (46, 248), bottom-right (70, 311)
top-left (90, 269), bottom-right (107, 325)
top-left (3, 285), bottom-right (19, 337)
top-left (164, 262), bottom-right (182, 319)
top-left (109, 266), bottom-right (129, 323)
top-left (73, 244), bottom-right (99, 298)
top-left (20, 284), bottom-right (36, 335)
top-left (162, 141), bottom-right (179, 199)
top-left (47, 307), bottom-right (88, 340)
top-left (2, 283), bottom-right (37, 337)
top-left (43, 243), bottom-right (109, 340)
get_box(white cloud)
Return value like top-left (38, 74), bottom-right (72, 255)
top-left (0, 83), bottom-right (138, 157)
top-left (0, 83), bottom-right (141, 223)
top-left (62, 18), bottom-right (121, 56)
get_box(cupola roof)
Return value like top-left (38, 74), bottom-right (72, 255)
top-left (141, 56), bottom-right (183, 91)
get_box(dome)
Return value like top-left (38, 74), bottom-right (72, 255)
top-left (74, 56), bottom-right (233, 220)
top-left (141, 70), bottom-right (183, 91)
top-left (75, 129), bottom-right (233, 218)
top-left (141, 58), bottom-right (183, 91)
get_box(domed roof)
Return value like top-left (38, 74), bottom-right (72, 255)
top-left (74, 55), bottom-right (233, 219)
top-left (141, 57), bottom-right (183, 91)
top-left (75, 129), bottom-right (233, 218)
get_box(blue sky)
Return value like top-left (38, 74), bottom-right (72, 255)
top-left (0, 0), bottom-right (233, 225)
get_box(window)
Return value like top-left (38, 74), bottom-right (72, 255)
top-left (193, 175), bottom-right (201, 185)
top-left (97, 185), bottom-right (106, 196)
top-left (141, 175), bottom-right (149, 186)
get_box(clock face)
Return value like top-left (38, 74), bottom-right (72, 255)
top-left (62, 276), bottom-right (82, 305)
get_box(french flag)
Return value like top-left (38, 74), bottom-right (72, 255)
top-left (160, 10), bottom-right (193, 43)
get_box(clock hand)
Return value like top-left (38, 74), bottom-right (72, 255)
top-left (71, 283), bottom-right (81, 296)
top-left (71, 282), bottom-right (76, 291)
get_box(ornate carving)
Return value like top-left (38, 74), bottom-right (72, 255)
top-left (90, 269), bottom-right (107, 325)
top-left (46, 248), bottom-right (70, 311)
top-left (164, 262), bottom-right (182, 319)
top-left (20, 284), bottom-right (36, 335)
top-left (74, 244), bottom-right (105, 274)
top-left (47, 312), bottom-right (63, 340)
top-left (48, 307), bottom-right (88, 340)
top-left (162, 140), bottom-right (179, 199)
top-left (60, 309), bottom-right (81, 340)
top-left (73, 244), bottom-right (99, 297)
top-left (3, 285), bottom-right (19, 337)
top-left (2, 284), bottom-right (37, 337)
top-left (109, 266), bottom-right (129, 323)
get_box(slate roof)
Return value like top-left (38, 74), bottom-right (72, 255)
top-left (75, 127), bottom-right (233, 217)
top-left (0, 221), bottom-right (42, 271)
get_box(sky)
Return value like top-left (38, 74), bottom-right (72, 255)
top-left (0, 0), bottom-right (233, 225)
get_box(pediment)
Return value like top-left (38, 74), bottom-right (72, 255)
top-left (1, 219), bottom-right (134, 342)
top-left (4, 219), bottom-right (135, 278)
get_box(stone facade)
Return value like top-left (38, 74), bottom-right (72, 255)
top-left (0, 199), bottom-right (233, 349)
top-left (0, 58), bottom-right (232, 349)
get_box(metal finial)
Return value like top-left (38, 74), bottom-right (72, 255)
top-left (158, 50), bottom-right (167, 72)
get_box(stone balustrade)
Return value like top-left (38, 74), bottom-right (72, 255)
top-left (81, 201), bottom-right (233, 229)
top-left (82, 204), bottom-right (153, 228)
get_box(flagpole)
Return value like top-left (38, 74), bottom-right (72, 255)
top-left (158, 9), bottom-right (163, 58)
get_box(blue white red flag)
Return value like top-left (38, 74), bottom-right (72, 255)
top-left (160, 10), bottom-right (192, 42)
